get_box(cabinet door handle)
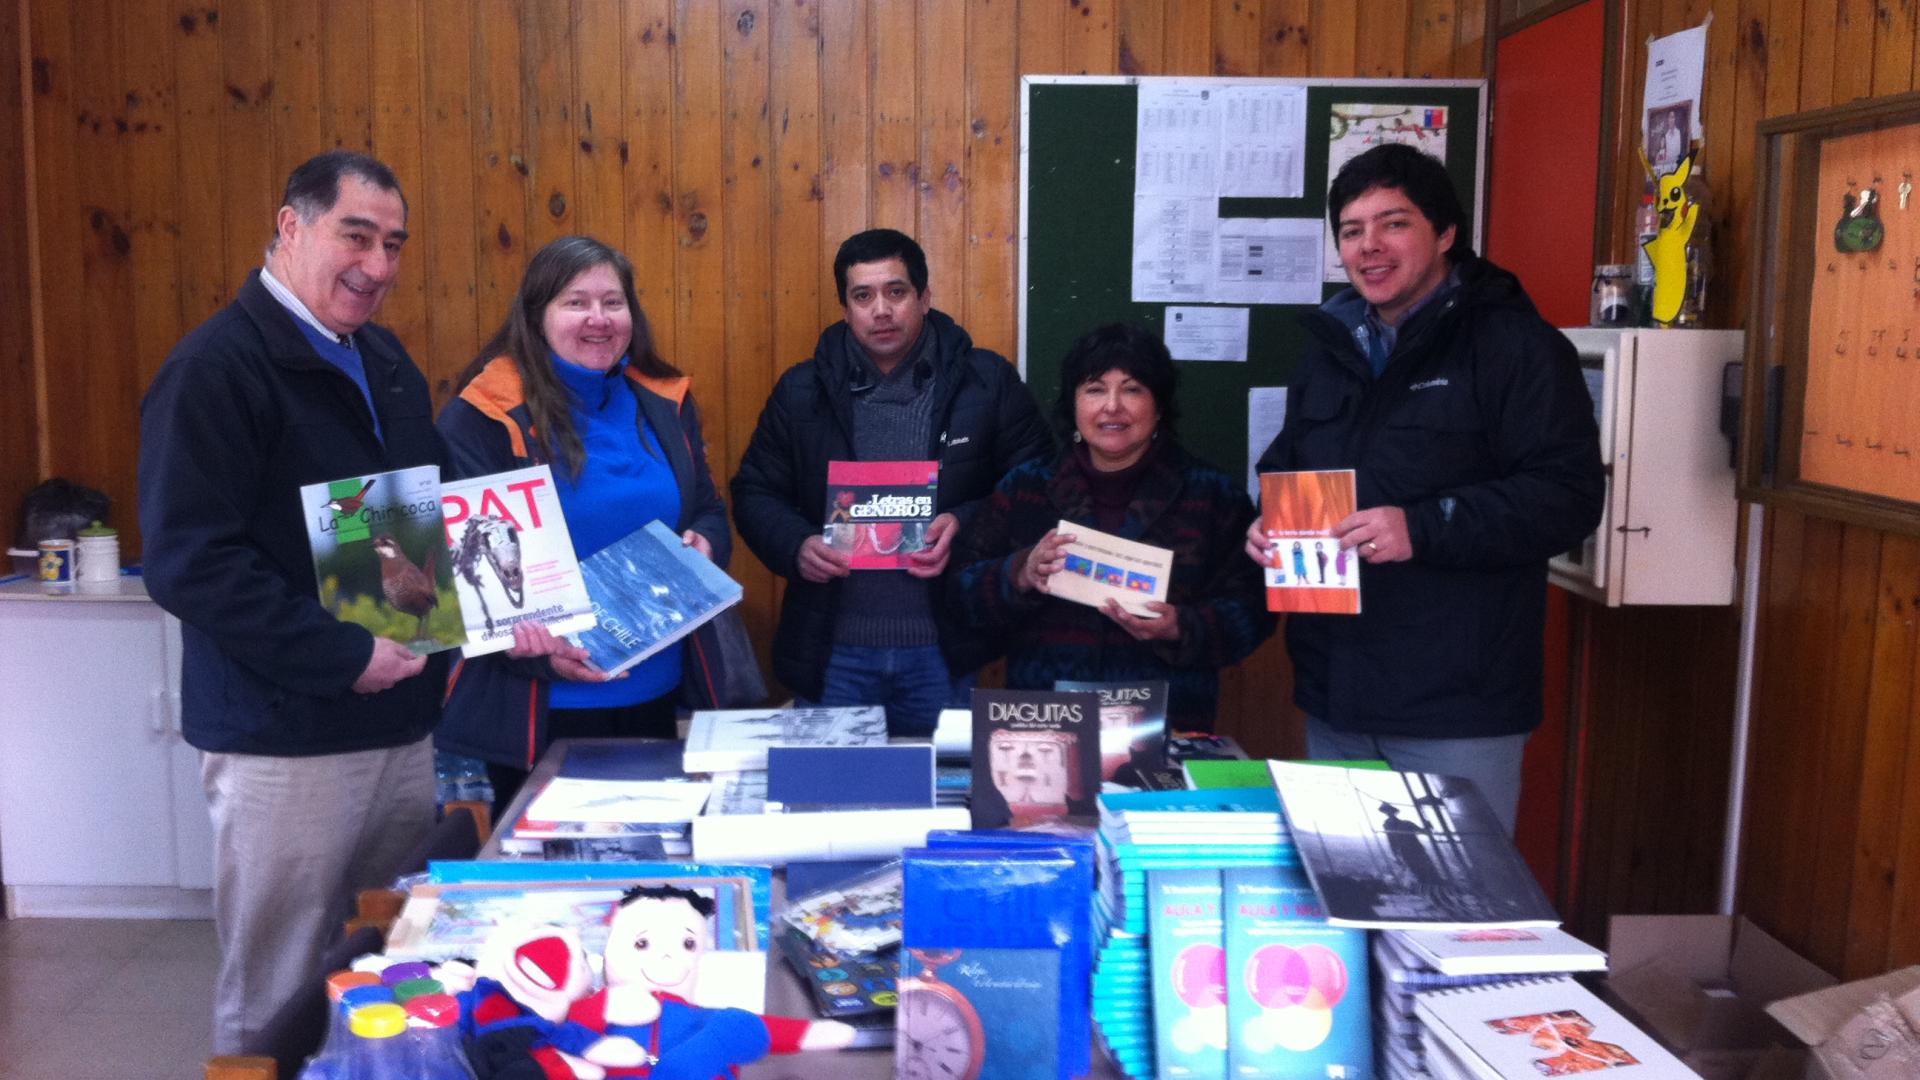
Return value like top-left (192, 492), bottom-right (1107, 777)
top-left (148, 687), bottom-right (169, 735)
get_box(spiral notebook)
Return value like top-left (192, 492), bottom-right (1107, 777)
top-left (1413, 977), bottom-right (1701, 1080)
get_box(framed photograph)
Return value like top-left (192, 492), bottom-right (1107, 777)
top-left (1741, 91), bottom-right (1920, 533)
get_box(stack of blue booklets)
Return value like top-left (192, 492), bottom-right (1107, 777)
top-left (899, 834), bottom-right (1094, 1080)
top-left (1093, 787), bottom-right (1292, 935)
top-left (1090, 788), bottom-right (1299, 1079)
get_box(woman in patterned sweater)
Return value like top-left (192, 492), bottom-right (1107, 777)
top-left (949, 323), bottom-right (1275, 731)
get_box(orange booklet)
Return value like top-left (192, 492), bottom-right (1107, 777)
top-left (1257, 470), bottom-right (1360, 614)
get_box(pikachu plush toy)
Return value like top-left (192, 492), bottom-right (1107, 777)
top-left (1642, 149), bottom-right (1699, 325)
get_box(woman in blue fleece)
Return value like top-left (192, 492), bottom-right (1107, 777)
top-left (438, 236), bottom-right (731, 813)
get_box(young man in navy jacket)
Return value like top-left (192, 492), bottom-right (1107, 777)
top-left (1250, 144), bottom-right (1604, 834)
top-left (731, 229), bottom-right (1052, 736)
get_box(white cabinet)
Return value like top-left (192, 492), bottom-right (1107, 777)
top-left (1551, 329), bottom-right (1745, 606)
top-left (0, 578), bottom-right (213, 917)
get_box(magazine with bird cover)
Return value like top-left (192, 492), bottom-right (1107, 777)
top-left (823, 460), bottom-right (940, 569)
top-left (569, 520), bottom-right (744, 678)
top-left (440, 464), bottom-right (595, 657)
top-left (300, 464), bottom-right (468, 655)
top-left (1257, 470), bottom-right (1361, 615)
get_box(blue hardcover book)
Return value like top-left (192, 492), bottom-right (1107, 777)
top-left (1221, 864), bottom-right (1372, 1079)
top-left (899, 945), bottom-right (1060, 1080)
top-left (783, 858), bottom-right (887, 900)
top-left (1148, 868), bottom-right (1229, 1080)
top-left (559, 739), bottom-right (688, 781)
top-left (569, 520), bottom-right (743, 676)
top-left (924, 829), bottom-right (1095, 1076)
top-left (767, 744), bottom-right (935, 811)
top-left (901, 846), bottom-right (1081, 1080)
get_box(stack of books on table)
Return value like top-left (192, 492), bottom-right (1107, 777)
top-left (899, 836), bottom-right (1094, 1080)
top-left (686, 709), bottom-right (968, 864)
top-left (1092, 787), bottom-right (1292, 932)
top-left (772, 860), bottom-right (905, 1049)
top-left (1088, 787), bottom-right (1294, 1079)
top-left (1412, 976), bottom-right (1700, 1080)
top-left (499, 740), bottom-right (710, 858)
top-left (1145, 863), bottom-right (1372, 1080)
top-left (1373, 927), bottom-right (1608, 1080)
top-left (931, 707), bottom-right (972, 806)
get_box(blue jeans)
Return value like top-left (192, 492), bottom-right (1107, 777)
top-left (806, 644), bottom-right (975, 738)
top-left (1303, 715), bottom-right (1530, 837)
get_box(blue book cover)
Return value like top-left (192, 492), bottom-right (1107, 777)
top-left (924, 829), bottom-right (1095, 1076)
top-left (767, 744), bottom-right (935, 811)
top-left (559, 739), bottom-right (688, 781)
top-left (902, 847), bottom-right (1081, 1080)
top-left (898, 946), bottom-right (1059, 1080)
top-left (569, 520), bottom-right (742, 676)
top-left (1148, 868), bottom-right (1229, 1080)
top-left (1221, 864), bottom-right (1372, 1079)
top-left (1100, 787), bottom-right (1282, 815)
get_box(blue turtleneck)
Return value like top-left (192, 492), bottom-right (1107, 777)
top-left (547, 353), bottom-right (683, 707)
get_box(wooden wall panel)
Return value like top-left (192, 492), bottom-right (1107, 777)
top-left (0, 0), bottom-right (37, 549)
top-left (1577, 0), bottom-right (1920, 979)
top-left (6, 0), bottom-right (1490, 799)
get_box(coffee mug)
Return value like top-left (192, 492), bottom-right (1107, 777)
top-left (37, 539), bottom-right (76, 592)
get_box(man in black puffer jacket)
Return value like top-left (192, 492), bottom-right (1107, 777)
top-left (1250, 145), bottom-right (1604, 834)
top-left (732, 229), bottom-right (1052, 736)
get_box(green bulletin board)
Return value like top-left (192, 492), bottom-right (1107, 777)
top-left (1019, 76), bottom-right (1487, 485)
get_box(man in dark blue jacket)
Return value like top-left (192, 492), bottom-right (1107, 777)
top-left (141, 151), bottom-right (451, 1054)
top-left (731, 230), bottom-right (1052, 736)
top-left (1249, 145), bottom-right (1604, 834)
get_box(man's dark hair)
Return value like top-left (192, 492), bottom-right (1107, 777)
top-left (618, 883), bottom-right (716, 919)
top-left (1052, 321), bottom-right (1180, 440)
top-left (1326, 143), bottom-right (1466, 257)
top-left (271, 150), bottom-right (408, 252)
top-left (833, 228), bottom-right (928, 304)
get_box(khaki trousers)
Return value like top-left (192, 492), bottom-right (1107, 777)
top-left (201, 736), bottom-right (435, 1056)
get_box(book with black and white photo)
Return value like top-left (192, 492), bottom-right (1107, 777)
top-left (568, 519), bottom-right (743, 677)
top-left (1269, 762), bottom-right (1558, 931)
top-left (441, 464), bottom-right (595, 656)
top-left (681, 705), bottom-right (889, 774)
top-left (1414, 977), bottom-right (1700, 1079)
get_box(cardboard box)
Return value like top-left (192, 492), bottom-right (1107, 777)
top-left (1764, 966), bottom-right (1920, 1080)
top-left (1604, 916), bottom-right (1838, 1078)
